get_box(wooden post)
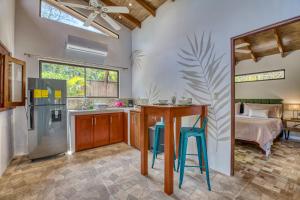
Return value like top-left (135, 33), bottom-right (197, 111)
top-left (201, 105), bottom-right (209, 172)
top-left (140, 107), bottom-right (148, 176)
top-left (164, 109), bottom-right (174, 195)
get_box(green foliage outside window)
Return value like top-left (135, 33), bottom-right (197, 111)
top-left (40, 62), bottom-right (119, 98)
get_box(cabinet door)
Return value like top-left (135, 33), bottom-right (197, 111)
top-left (134, 112), bottom-right (141, 149)
top-left (94, 114), bottom-right (110, 147)
top-left (123, 113), bottom-right (128, 144)
top-left (130, 111), bottom-right (140, 149)
top-left (110, 112), bottom-right (124, 144)
top-left (75, 115), bottom-right (93, 151)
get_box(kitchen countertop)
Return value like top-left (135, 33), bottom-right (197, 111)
top-left (68, 107), bottom-right (140, 115)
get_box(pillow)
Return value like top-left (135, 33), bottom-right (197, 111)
top-left (243, 104), bottom-right (251, 116)
top-left (249, 109), bottom-right (269, 118)
top-left (268, 105), bottom-right (282, 118)
top-left (235, 102), bottom-right (241, 114)
top-left (243, 103), bottom-right (282, 118)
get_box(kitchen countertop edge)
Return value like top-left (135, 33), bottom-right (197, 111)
top-left (68, 107), bottom-right (140, 115)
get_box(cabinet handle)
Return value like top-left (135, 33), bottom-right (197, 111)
top-left (92, 117), bottom-right (94, 126)
top-left (94, 118), bottom-right (96, 125)
top-left (110, 117), bottom-right (112, 124)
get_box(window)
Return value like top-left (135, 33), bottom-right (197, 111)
top-left (235, 69), bottom-right (285, 83)
top-left (1, 43), bottom-right (26, 108)
top-left (40, 61), bottom-right (119, 98)
top-left (40, 0), bottom-right (106, 36)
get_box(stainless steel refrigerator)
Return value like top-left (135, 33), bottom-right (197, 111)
top-left (27, 78), bottom-right (67, 160)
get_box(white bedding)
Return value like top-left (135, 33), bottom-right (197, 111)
top-left (235, 114), bottom-right (283, 156)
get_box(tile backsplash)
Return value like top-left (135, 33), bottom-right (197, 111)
top-left (67, 98), bottom-right (148, 110)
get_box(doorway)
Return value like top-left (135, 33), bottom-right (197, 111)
top-left (230, 15), bottom-right (300, 175)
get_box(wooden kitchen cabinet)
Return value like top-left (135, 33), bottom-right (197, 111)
top-left (130, 111), bottom-right (141, 149)
top-left (123, 113), bottom-right (128, 144)
top-left (110, 112), bottom-right (124, 144)
top-left (75, 112), bottom-right (124, 152)
top-left (130, 110), bottom-right (161, 150)
top-left (75, 115), bottom-right (94, 151)
top-left (94, 114), bottom-right (110, 147)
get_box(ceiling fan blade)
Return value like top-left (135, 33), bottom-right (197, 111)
top-left (235, 42), bottom-right (250, 49)
top-left (101, 13), bottom-right (121, 30)
top-left (58, 2), bottom-right (92, 10)
top-left (235, 49), bottom-right (251, 54)
top-left (90, 0), bottom-right (100, 7)
top-left (101, 6), bottom-right (129, 14)
top-left (84, 12), bottom-right (98, 27)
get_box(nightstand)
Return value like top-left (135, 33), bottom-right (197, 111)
top-left (283, 118), bottom-right (300, 140)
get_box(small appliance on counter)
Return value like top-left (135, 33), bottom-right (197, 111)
top-left (127, 99), bottom-right (134, 107)
top-left (27, 78), bottom-right (67, 160)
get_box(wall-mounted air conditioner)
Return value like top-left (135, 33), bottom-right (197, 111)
top-left (66, 35), bottom-right (108, 57)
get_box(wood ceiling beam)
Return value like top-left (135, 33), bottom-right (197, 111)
top-left (273, 29), bottom-right (284, 57)
top-left (100, 0), bottom-right (141, 28)
top-left (241, 39), bottom-right (257, 62)
top-left (135, 0), bottom-right (156, 17)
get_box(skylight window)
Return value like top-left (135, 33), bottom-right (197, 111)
top-left (40, 1), bottom-right (107, 35)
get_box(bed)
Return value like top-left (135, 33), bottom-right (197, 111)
top-left (235, 99), bottom-right (283, 156)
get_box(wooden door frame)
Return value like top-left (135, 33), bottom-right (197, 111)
top-left (230, 15), bottom-right (300, 175)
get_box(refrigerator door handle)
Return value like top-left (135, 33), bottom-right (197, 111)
top-left (29, 106), bottom-right (34, 130)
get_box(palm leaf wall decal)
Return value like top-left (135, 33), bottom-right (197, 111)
top-left (131, 50), bottom-right (145, 70)
top-left (145, 83), bottom-right (160, 104)
top-left (178, 32), bottom-right (230, 151)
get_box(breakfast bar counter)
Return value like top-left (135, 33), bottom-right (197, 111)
top-left (139, 104), bottom-right (209, 195)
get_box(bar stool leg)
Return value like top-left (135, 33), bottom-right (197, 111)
top-left (151, 127), bottom-right (160, 168)
top-left (179, 136), bottom-right (188, 189)
top-left (196, 136), bottom-right (203, 174)
top-left (200, 134), bottom-right (211, 191)
top-left (177, 132), bottom-right (183, 172)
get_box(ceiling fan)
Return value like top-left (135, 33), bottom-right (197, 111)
top-left (58, 0), bottom-right (129, 30)
top-left (235, 42), bottom-right (251, 54)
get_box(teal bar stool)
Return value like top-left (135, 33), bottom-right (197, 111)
top-left (151, 122), bottom-right (176, 170)
top-left (177, 116), bottom-right (211, 191)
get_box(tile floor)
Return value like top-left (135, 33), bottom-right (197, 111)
top-left (0, 139), bottom-right (299, 200)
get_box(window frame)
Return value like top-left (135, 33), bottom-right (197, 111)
top-left (235, 69), bottom-right (285, 83)
top-left (39, 0), bottom-right (119, 39)
top-left (39, 60), bottom-right (120, 99)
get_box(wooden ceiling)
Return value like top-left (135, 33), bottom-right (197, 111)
top-left (53, 0), bottom-right (169, 32)
top-left (235, 20), bottom-right (300, 62)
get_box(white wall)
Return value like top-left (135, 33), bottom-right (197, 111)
top-left (236, 50), bottom-right (300, 103)
top-left (132, 0), bottom-right (300, 175)
top-left (0, 0), bottom-right (15, 176)
top-left (13, 0), bottom-right (132, 155)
